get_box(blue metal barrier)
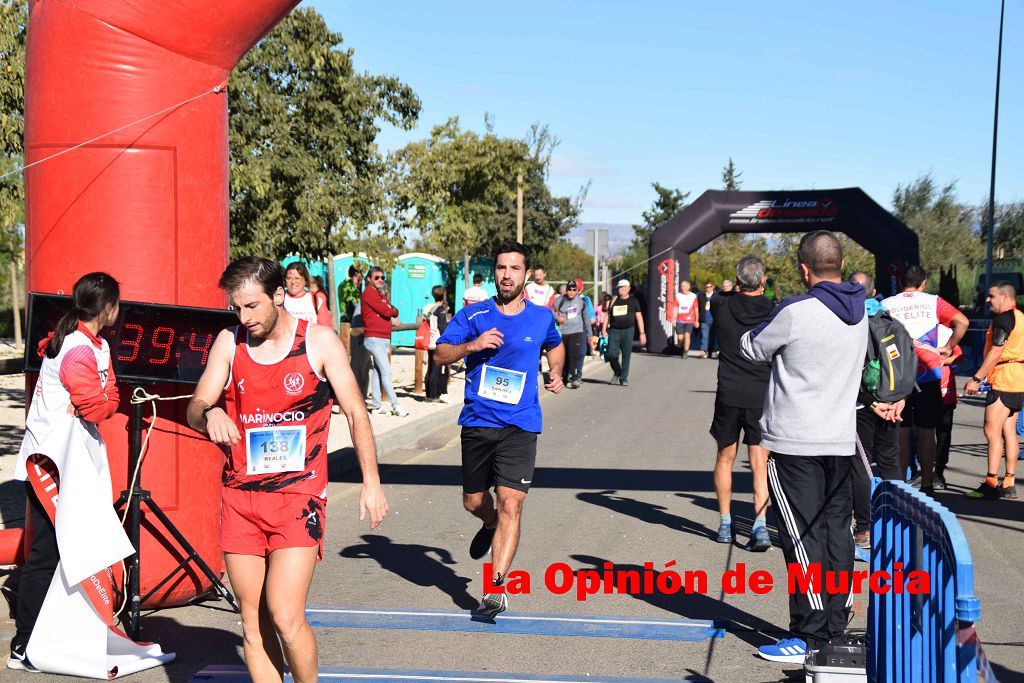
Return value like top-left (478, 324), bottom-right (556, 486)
top-left (868, 480), bottom-right (984, 682)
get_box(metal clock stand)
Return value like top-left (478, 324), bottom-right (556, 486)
top-left (113, 381), bottom-right (238, 641)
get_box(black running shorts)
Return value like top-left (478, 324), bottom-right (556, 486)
top-left (461, 426), bottom-right (538, 494)
top-left (710, 398), bottom-right (763, 447)
top-left (987, 389), bottom-right (1024, 415)
top-left (675, 323), bottom-right (694, 335)
top-left (903, 381), bottom-right (943, 429)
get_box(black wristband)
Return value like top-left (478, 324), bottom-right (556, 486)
top-left (971, 376), bottom-right (983, 384)
top-left (201, 404), bottom-right (219, 418)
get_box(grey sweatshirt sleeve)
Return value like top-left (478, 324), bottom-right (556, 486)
top-left (741, 307), bottom-right (793, 364)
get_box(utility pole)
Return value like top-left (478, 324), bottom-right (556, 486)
top-left (985, 0), bottom-right (1005, 300)
top-left (592, 229), bottom-right (600, 304)
top-left (516, 174), bottom-right (524, 244)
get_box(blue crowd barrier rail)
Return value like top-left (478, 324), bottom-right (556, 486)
top-left (868, 480), bottom-right (998, 682)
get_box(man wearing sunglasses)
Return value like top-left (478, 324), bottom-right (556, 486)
top-left (360, 267), bottom-right (408, 417)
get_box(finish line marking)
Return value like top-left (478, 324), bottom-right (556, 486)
top-left (191, 664), bottom-right (704, 683)
top-left (304, 605), bottom-right (725, 642)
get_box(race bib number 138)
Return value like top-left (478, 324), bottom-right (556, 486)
top-left (246, 425), bottom-right (306, 475)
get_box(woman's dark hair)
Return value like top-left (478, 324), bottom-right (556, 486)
top-left (47, 272), bottom-right (120, 359)
top-left (218, 256), bottom-right (286, 298)
top-left (285, 261), bottom-right (311, 287)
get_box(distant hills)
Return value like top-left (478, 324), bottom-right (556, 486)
top-left (566, 223), bottom-right (635, 255)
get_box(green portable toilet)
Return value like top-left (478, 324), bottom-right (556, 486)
top-left (331, 253), bottom-right (374, 328)
top-left (390, 253), bottom-right (447, 347)
top-left (454, 257), bottom-right (496, 312)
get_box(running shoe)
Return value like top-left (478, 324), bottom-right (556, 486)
top-left (757, 637), bottom-right (807, 663)
top-left (908, 474), bottom-right (922, 488)
top-left (392, 406), bottom-right (410, 417)
top-left (715, 522), bottom-right (732, 544)
top-left (608, 376), bottom-right (619, 385)
top-left (7, 643), bottom-right (38, 673)
top-left (469, 520), bottom-right (497, 560)
top-left (965, 480), bottom-right (1003, 499)
top-left (619, 379), bottom-right (629, 387)
top-left (1002, 484), bottom-right (1019, 500)
top-left (369, 407), bottom-right (390, 415)
top-left (746, 526), bottom-right (771, 552)
top-left (934, 473), bottom-right (947, 490)
top-left (475, 591), bottom-right (508, 618)
top-left (853, 530), bottom-right (870, 550)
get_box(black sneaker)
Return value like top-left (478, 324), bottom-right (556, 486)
top-left (934, 473), bottom-right (947, 490)
top-left (469, 519), bottom-right (497, 560)
top-left (965, 480), bottom-right (1003, 499)
top-left (7, 642), bottom-right (39, 673)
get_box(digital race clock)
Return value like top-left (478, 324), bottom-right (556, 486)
top-left (25, 293), bottom-right (239, 385)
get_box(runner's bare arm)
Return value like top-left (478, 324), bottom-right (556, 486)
top-left (434, 328), bottom-right (503, 365)
top-left (186, 328), bottom-right (241, 445)
top-left (310, 325), bottom-right (388, 529)
top-left (965, 344), bottom-right (1006, 395)
top-left (545, 342), bottom-right (565, 394)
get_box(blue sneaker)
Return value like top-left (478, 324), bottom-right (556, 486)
top-left (757, 637), bottom-right (807, 663)
top-left (745, 526), bottom-right (771, 552)
top-left (715, 522), bottom-right (732, 544)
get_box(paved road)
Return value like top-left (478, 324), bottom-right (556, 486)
top-left (3, 352), bottom-right (1023, 682)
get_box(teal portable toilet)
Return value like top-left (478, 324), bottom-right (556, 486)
top-left (390, 253), bottom-right (447, 347)
top-left (454, 257), bottom-right (496, 312)
top-left (331, 253), bottom-right (374, 328)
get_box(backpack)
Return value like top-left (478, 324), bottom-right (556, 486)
top-left (863, 310), bottom-right (917, 402)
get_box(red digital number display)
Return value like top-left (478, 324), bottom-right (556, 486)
top-left (29, 295), bottom-right (237, 385)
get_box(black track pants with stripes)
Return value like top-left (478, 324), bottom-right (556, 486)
top-left (767, 453), bottom-right (854, 648)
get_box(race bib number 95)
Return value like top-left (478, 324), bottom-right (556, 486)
top-left (478, 364), bottom-right (527, 405)
top-left (246, 425), bottom-right (306, 475)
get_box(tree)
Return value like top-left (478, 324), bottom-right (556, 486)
top-left (388, 118), bottom-right (584, 268)
top-left (0, 0), bottom-right (26, 340)
top-left (228, 8), bottom-right (420, 261)
top-left (721, 158), bottom-right (743, 191)
top-left (630, 183), bottom-right (689, 248)
top-left (535, 240), bottom-right (592, 283)
top-left (891, 174), bottom-right (981, 275)
top-left (980, 200), bottom-right (1024, 260)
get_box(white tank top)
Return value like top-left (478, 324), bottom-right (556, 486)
top-left (284, 291), bottom-right (318, 323)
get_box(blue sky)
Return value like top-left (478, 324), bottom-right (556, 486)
top-left (307, 1), bottom-right (1022, 227)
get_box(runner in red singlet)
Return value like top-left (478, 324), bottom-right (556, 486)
top-left (188, 257), bottom-right (387, 683)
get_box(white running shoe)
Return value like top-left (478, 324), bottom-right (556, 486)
top-left (475, 591), bottom-right (508, 618)
top-left (392, 405), bottom-right (410, 417)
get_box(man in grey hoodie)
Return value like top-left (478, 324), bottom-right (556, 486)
top-left (740, 231), bottom-right (868, 664)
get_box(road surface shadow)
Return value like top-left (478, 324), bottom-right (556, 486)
top-left (130, 614), bottom-right (243, 681)
top-left (339, 534), bottom-right (477, 610)
top-left (577, 490), bottom-right (715, 540)
top-left (569, 553), bottom-right (786, 647)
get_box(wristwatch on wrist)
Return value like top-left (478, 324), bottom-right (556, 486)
top-left (870, 401), bottom-right (880, 410)
top-left (971, 375), bottom-right (984, 384)
top-left (201, 404), bottom-right (219, 419)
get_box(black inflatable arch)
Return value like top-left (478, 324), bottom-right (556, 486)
top-left (644, 187), bottom-right (919, 354)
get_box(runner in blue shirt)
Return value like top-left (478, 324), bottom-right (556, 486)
top-left (434, 241), bottom-right (565, 617)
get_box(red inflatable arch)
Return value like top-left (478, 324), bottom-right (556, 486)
top-left (23, 0), bottom-right (299, 606)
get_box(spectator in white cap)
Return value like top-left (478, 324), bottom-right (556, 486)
top-left (600, 279), bottom-right (645, 386)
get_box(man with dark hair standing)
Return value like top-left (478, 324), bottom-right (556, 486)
top-left (187, 257), bottom-right (388, 683)
top-left (741, 231), bottom-right (867, 663)
top-left (965, 281), bottom-right (1024, 499)
top-left (881, 265), bottom-right (967, 493)
top-left (710, 256), bottom-right (774, 551)
top-left (434, 241), bottom-right (565, 617)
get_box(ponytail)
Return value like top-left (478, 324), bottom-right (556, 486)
top-left (45, 273), bottom-right (120, 359)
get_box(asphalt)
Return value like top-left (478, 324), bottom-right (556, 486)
top-left (2, 353), bottom-right (1024, 683)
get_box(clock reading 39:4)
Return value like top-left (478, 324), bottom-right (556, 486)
top-left (25, 294), bottom-right (238, 385)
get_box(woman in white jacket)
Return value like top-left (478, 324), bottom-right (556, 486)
top-left (10, 272), bottom-right (121, 672)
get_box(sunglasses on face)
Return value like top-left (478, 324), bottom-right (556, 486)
top-left (372, 275), bottom-right (385, 281)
